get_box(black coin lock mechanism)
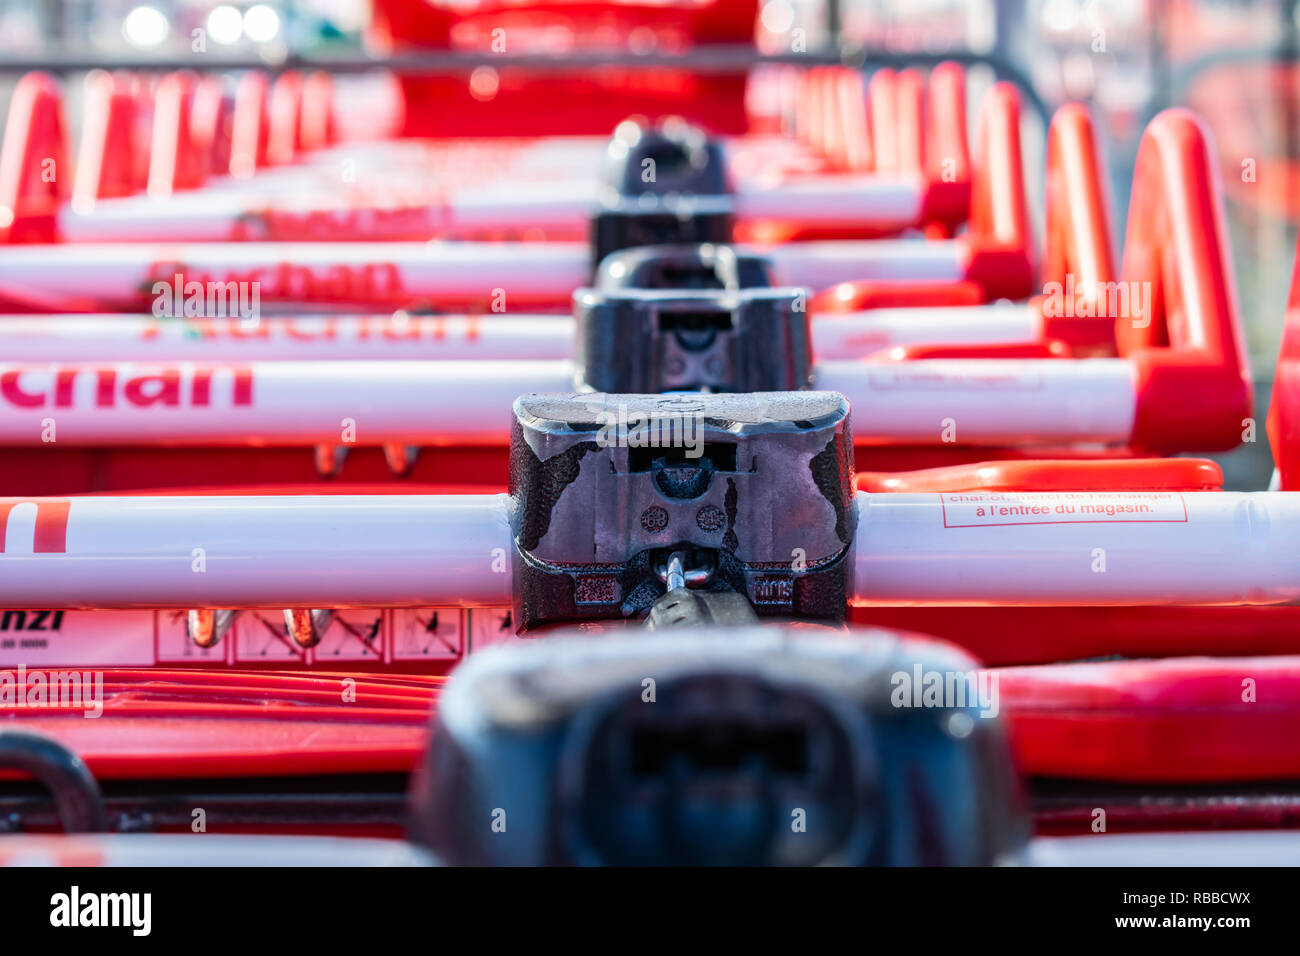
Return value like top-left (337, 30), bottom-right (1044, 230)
top-left (508, 391), bottom-right (857, 631)
top-left (590, 120), bottom-right (735, 269)
top-left (573, 284), bottom-right (813, 394)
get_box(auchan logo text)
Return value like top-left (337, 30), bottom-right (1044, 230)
top-left (0, 365), bottom-right (254, 409)
top-left (139, 314), bottom-right (484, 342)
top-left (143, 260), bottom-right (406, 305)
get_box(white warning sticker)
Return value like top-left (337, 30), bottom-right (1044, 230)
top-left (940, 491), bottom-right (1188, 527)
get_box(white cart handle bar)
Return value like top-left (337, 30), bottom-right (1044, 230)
top-left (0, 357), bottom-right (1138, 447)
top-left (0, 491), bottom-right (1295, 609)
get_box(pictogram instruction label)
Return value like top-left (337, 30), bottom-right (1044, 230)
top-left (940, 491), bottom-right (1189, 527)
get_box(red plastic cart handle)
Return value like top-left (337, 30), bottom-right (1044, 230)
top-left (147, 72), bottom-right (206, 197)
top-left (73, 71), bottom-right (142, 205)
top-left (855, 457), bottom-right (1224, 494)
top-left (814, 100), bottom-right (1112, 338)
top-left (15, 69), bottom-right (230, 217)
top-left (865, 63), bottom-right (970, 234)
top-left (1119, 109), bottom-right (1253, 453)
top-left (71, 66), bottom-right (331, 201)
top-left (961, 82), bottom-right (1033, 301)
top-left (822, 107), bottom-right (1250, 455)
top-left (9, 653), bottom-right (1295, 786)
top-left (1001, 656), bottom-right (1300, 782)
top-left (230, 71), bottom-right (272, 178)
top-left (1032, 102), bottom-right (1117, 354)
top-left (0, 668), bottom-right (441, 781)
top-left (814, 79), bottom-right (1032, 309)
top-left (0, 72), bottom-right (64, 243)
top-left (849, 456), bottom-right (1300, 665)
top-left (8, 66), bottom-right (970, 243)
top-left (921, 62), bottom-right (971, 233)
top-left (1267, 245), bottom-right (1300, 489)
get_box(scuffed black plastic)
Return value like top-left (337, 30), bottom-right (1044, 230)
top-left (509, 392), bottom-right (856, 631)
top-left (595, 244), bottom-right (774, 291)
top-left (409, 628), bottom-right (1028, 866)
top-left (591, 121), bottom-right (734, 268)
top-left (572, 286), bottom-right (813, 393)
